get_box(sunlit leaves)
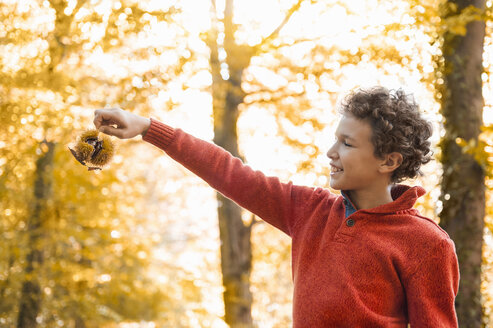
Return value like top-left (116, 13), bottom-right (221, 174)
top-left (0, 0), bottom-right (180, 326)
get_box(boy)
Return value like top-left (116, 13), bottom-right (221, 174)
top-left (93, 86), bottom-right (459, 327)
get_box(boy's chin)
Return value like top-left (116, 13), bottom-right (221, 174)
top-left (329, 180), bottom-right (343, 190)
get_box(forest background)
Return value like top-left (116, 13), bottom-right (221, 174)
top-left (1, 0), bottom-right (493, 327)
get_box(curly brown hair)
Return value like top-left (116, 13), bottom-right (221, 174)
top-left (340, 86), bottom-right (433, 183)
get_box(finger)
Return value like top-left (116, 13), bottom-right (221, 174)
top-left (93, 109), bottom-right (110, 129)
top-left (99, 125), bottom-right (125, 139)
top-left (94, 110), bottom-right (102, 129)
top-left (94, 109), bottom-right (121, 129)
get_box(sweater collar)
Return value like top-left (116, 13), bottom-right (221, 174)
top-left (343, 184), bottom-right (426, 215)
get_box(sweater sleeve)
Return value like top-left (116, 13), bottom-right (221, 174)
top-left (142, 118), bottom-right (318, 236)
top-left (404, 238), bottom-right (460, 327)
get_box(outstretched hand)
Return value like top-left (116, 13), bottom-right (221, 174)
top-left (93, 108), bottom-right (150, 139)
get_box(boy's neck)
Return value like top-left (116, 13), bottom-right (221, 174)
top-left (345, 184), bottom-right (394, 211)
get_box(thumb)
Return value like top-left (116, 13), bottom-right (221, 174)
top-left (99, 125), bottom-right (124, 139)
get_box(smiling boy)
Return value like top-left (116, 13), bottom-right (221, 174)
top-left (328, 114), bottom-right (400, 210)
top-left (94, 86), bottom-right (459, 327)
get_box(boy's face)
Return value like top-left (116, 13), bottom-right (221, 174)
top-left (326, 114), bottom-right (390, 191)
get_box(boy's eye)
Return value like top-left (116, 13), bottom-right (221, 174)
top-left (343, 141), bottom-right (352, 147)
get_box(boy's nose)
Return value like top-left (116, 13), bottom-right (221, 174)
top-left (326, 144), bottom-right (338, 160)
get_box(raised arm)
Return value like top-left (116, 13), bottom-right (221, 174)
top-left (94, 108), bottom-right (320, 235)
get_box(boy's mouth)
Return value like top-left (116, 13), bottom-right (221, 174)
top-left (330, 165), bottom-right (344, 175)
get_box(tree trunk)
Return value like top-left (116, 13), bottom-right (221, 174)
top-left (74, 316), bottom-right (86, 328)
top-left (17, 141), bottom-right (55, 328)
top-left (211, 63), bottom-right (255, 326)
top-left (439, 0), bottom-right (486, 326)
top-left (207, 0), bottom-right (256, 326)
top-left (17, 3), bottom-right (67, 325)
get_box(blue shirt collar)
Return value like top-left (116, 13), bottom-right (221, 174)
top-left (341, 191), bottom-right (357, 218)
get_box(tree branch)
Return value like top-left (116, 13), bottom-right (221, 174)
top-left (256, 0), bottom-right (306, 50)
top-left (211, 0), bottom-right (217, 14)
top-left (70, 0), bottom-right (87, 19)
top-left (248, 214), bottom-right (261, 229)
top-left (263, 36), bottom-right (325, 51)
top-left (244, 89), bottom-right (306, 106)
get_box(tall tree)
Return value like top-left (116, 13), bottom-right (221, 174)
top-left (206, 0), bottom-right (304, 325)
top-left (438, 0), bottom-right (486, 325)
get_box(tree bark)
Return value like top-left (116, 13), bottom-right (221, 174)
top-left (439, 0), bottom-right (486, 326)
top-left (209, 1), bottom-right (254, 325)
top-left (74, 316), bottom-right (86, 328)
top-left (17, 141), bottom-right (55, 328)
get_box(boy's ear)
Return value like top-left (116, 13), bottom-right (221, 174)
top-left (379, 152), bottom-right (403, 174)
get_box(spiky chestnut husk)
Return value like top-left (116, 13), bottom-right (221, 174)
top-left (74, 140), bottom-right (94, 161)
top-left (74, 129), bottom-right (98, 161)
top-left (89, 134), bottom-right (114, 166)
top-left (69, 129), bottom-right (115, 170)
top-left (79, 129), bottom-right (100, 142)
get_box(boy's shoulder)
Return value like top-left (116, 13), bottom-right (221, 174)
top-left (382, 208), bottom-right (454, 257)
top-left (385, 184), bottom-right (453, 242)
top-left (404, 211), bottom-right (452, 241)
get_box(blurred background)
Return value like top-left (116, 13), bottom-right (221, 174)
top-left (0, 0), bottom-right (492, 327)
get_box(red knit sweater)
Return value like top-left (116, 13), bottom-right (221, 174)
top-left (143, 119), bottom-right (460, 327)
